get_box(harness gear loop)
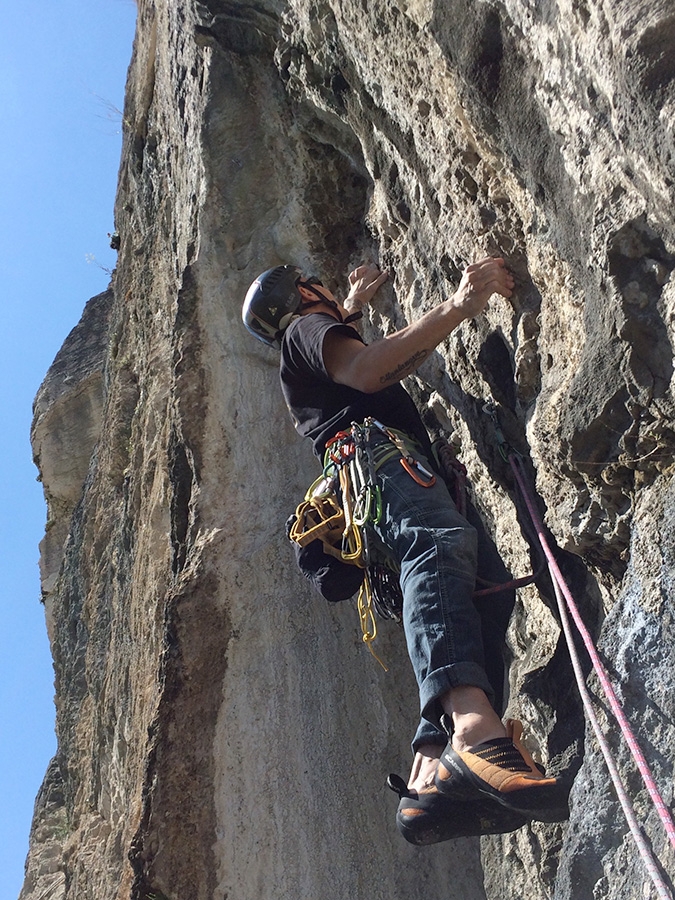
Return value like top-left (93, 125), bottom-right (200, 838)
top-left (322, 420), bottom-right (423, 644)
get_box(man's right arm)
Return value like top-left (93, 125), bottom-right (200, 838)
top-left (323, 257), bottom-right (514, 393)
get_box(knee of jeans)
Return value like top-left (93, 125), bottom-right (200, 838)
top-left (400, 529), bottom-right (477, 586)
top-left (432, 520), bottom-right (478, 571)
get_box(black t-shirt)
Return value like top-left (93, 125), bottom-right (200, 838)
top-left (280, 313), bottom-right (433, 459)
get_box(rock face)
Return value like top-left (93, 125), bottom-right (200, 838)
top-left (21, 1), bottom-right (675, 899)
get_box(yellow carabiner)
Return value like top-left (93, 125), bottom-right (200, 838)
top-left (357, 576), bottom-right (388, 671)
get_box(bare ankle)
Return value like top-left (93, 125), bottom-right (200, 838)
top-left (451, 714), bottom-right (506, 752)
top-left (440, 686), bottom-right (506, 752)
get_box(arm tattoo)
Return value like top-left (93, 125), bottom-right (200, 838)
top-left (379, 349), bottom-right (430, 385)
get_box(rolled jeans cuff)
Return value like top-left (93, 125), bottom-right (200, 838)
top-left (419, 661), bottom-right (495, 733)
top-left (411, 718), bottom-right (446, 753)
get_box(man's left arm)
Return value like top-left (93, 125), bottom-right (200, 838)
top-left (324, 257), bottom-right (514, 393)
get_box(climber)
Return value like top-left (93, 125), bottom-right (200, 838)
top-left (242, 260), bottom-right (569, 843)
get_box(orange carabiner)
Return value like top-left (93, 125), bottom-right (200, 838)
top-left (400, 456), bottom-right (436, 487)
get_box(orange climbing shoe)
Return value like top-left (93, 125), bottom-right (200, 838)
top-left (434, 719), bottom-right (569, 822)
top-left (387, 772), bottom-right (529, 845)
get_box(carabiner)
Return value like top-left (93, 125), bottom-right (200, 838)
top-left (482, 403), bottom-right (510, 461)
top-left (352, 486), bottom-right (371, 527)
top-left (371, 485), bottom-right (383, 523)
top-left (400, 456), bottom-right (436, 487)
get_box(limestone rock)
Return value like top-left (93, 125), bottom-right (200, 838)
top-left (21, 1), bottom-right (675, 898)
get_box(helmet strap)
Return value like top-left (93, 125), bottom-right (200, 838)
top-left (298, 282), bottom-right (362, 325)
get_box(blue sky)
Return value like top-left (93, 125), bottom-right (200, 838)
top-left (0, 2), bottom-right (137, 896)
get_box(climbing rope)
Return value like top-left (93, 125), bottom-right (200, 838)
top-left (484, 404), bottom-right (675, 893)
top-left (551, 574), bottom-right (674, 900)
top-left (509, 454), bottom-right (675, 849)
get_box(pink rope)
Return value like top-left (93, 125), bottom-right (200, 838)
top-left (551, 574), bottom-right (673, 900)
top-left (509, 453), bottom-right (675, 856)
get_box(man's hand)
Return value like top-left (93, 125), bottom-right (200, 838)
top-left (344, 263), bottom-right (389, 312)
top-left (450, 257), bottom-right (514, 320)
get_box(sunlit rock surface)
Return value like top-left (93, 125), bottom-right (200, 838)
top-left (21, 1), bottom-right (675, 898)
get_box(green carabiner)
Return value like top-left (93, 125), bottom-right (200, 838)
top-left (371, 485), bottom-right (383, 524)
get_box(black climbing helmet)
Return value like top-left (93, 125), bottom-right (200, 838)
top-left (242, 265), bottom-right (304, 347)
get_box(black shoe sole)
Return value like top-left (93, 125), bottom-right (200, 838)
top-left (389, 774), bottom-right (529, 845)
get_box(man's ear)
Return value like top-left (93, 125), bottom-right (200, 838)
top-left (297, 284), bottom-right (315, 302)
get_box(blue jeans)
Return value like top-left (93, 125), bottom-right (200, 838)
top-left (371, 449), bottom-right (514, 752)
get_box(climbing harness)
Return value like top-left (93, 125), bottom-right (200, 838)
top-left (483, 402), bottom-right (675, 899)
top-left (290, 415), bottom-right (545, 670)
top-left (289, 419), bottom-right (438, 669)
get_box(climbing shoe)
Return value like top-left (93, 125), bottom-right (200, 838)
top-left (434, 719), bottom-right (569, 823)
top-left (387, 772), bottom-right (529, 845)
